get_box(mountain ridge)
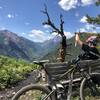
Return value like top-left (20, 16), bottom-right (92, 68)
top-left (0, 30), bottom-right (42, 61)
top-left (0, 29), bottom-right (99, 62)
top-left (0, 29), bottom-right (61, 61)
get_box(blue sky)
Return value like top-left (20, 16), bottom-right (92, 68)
top-left (0, 0), bottom-right (100, 42)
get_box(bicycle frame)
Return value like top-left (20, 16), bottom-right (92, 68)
top-left (41, 62), bottom-right (76, 99)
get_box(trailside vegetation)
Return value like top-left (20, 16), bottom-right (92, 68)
top-left (0, 55), bottom-right (37, 90)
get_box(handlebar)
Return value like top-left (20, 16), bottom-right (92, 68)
top-left (71, 56), bottom-right (80, 64)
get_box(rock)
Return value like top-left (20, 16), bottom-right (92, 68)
top-left (6, 90), bottom-right (15, 98)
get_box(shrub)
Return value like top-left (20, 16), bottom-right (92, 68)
top-left (0, 55), bottom-right (37, 90)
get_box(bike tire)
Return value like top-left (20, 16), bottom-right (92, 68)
top-left (80, 73), bottom-right (100, 100)
top-left (12, 84), bottom-right (53, 100)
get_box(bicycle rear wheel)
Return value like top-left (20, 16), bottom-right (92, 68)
top-left (12, 84), bottom-right (53, 100)
top-left (80, 73), bottom-right (100, 100)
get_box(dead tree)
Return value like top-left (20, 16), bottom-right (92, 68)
top-left (42, 5), bottom-right (67, 62)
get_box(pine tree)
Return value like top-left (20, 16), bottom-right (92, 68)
top-left (86, 0), bottom-right (100, 26)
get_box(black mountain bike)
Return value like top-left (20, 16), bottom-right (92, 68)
top-left (12, 54), bottom-right (100, 100)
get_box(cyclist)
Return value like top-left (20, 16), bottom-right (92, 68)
top-left (75, 33), bottom-right (100, 60)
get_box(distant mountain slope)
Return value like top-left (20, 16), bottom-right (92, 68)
top-left (0, 30), bottom-right (43, 61)
top-left (0, 30), bottom-right (61, 61)
top-left (0, 30), bottom-right (99, 61)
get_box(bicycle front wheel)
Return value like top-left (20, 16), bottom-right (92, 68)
top-left (12, 84), bottom-right (53, 100)
top-left (80, 73), bottom-right (100, 100)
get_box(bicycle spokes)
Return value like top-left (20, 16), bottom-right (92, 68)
top-left (17, 89), bottom-right (51, 100)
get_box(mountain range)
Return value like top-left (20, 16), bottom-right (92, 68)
top-left (0, 29), bottom-right (99, 62)
top-left (0, 30), bottom-right (60, 61)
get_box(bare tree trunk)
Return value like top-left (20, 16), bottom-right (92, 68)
top-left (42, 5), bottom-right (67, 62)
top-left (59, 35), bottom-right (67, 62)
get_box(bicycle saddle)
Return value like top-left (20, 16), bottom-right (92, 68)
top-left (33, 60), bottom-right (49, 65)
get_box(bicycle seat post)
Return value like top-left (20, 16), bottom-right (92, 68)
top-left (33, 60), bottom-right (49, 82)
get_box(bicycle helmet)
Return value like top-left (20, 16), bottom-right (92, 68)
top-left (86, 35), bottom-right (98, 46)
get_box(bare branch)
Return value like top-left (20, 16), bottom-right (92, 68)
top-left (60, 14), bottom-right (64, 35)
top-left (60, 14), bottom-right (64, 25)
top-left (41, 4), bottom-right (51, 23)
top-left (41, 4), bottom-right (62, 34)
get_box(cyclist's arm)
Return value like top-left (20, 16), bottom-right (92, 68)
top-left (75, 34), bottom-right (83, 47)
top-left (75, 34), bottom-right (89, 51)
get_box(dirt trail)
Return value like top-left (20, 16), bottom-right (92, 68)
top-left (0, 70), bottom-right (39, 100)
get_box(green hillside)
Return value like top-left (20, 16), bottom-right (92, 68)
top-left (42, 33), bottom-right (100, 62)
top-left (0, 55), bottom-right (37, 90)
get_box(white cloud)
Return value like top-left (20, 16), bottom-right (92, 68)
top-left (47, 32), bottom-right (59, 40)
top-left (81, 0), bottom-right (96, 6)
top-left (79, 28), bottom-right (87, 32)
top-left (96, 26), bottom-right (100, 30)
top-left (49, 31), bottom-right (74, 39)
top-left (80, 16), bottom-right (87, 23)
top-left (51, 32), bottom-right (58, 36)
top-left (21, 27), bottom-right (74, 42)
top-left (0, 27), bottom-right (6, 30)
top-left (22, 32), bottom-right (25, 35)
top-left (85, 24), bottom-right (97, 31)
top-left (58, 0), bottom-right (96, 11)
top-left (78, 23), bottom-right (99, 33)
top-left (27, 29), bottom-right (74, 42)
top-left (0, 6), bottom-right (3, 9)
top-left (43, 25), bottom-right (50, 29)
top-left (29, 29), bottom-right (50, 42)
top-left (45, 30), bottom-right (50, 33)
top-left (85, 24), bottom-right (93, 30)
top-left (58, 0), bottom-right (78, 11)
top-left (64, 31), bottom-right (74, 38)
top-left (7, 14), bottom-right (14, 19)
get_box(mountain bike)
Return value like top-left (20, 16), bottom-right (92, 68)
top-left (12, 55), bottom-right (100, 100)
